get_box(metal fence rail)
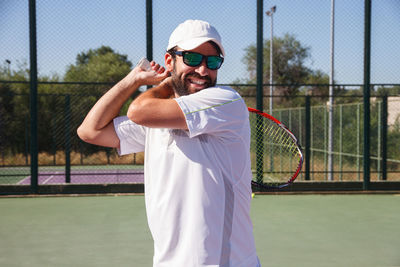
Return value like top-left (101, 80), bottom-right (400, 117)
top-left (1, 86), bottom-right (399, 188)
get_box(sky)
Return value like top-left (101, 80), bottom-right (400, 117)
top-left (1, 0), bottom-right (399, 85)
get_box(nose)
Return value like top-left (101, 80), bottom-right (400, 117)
top-left (195, 60), bottom-right (209, 76)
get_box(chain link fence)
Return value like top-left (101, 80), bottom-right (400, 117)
top-left (1, 1), bottom-right (400, 191)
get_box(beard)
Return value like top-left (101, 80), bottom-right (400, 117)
top-left (170, 66), bottom-right (217, 96)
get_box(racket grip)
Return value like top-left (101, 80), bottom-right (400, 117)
top-left (136, 57), bottom-right (152, 71)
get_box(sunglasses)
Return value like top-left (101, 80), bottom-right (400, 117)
top-left (174, 51), bottom-right (224, 70)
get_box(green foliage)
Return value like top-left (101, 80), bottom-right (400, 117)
top-left (0, 62), bottom-right (31, 155)
top-left (62, 46), bottom-right (134, 155)
top-left (243, 34), bottom-right (312, 85)
top-left (241, 34), bottom-right (331, 107)
top-left (308, 99), bottom-right (400, 171)
top-left (64, 45), bottom-right (132, 95)
top-left (375, 85), bottom-right (400, 96)
top-left (0, 46), bottom-right (134, 157)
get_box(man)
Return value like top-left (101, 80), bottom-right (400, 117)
top-left (77, 19), bottom-right (260, 267)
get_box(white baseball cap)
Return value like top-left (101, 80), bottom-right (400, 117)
top-left (167, 19), bottom-right (225, 57)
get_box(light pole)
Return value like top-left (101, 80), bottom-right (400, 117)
top-left (266, 6), bottom-right (276, 172)
top-left (5, 59), bottom-right (11, 76)
top-left (266, 6), bottom-right (276, 115)
top-left (328, 0), bottom-right (335, 181)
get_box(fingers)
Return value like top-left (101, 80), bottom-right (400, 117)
top-left (150, 61), bottom-right (166, 74)
top-left (150, 61), bottom-right (171, 82)
top-left (131, 60), bottom-right (170, 86)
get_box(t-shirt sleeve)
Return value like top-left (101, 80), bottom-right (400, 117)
top-left (113, 116), bottom-right (146, 155)
top-left (174, 86), bottom-right (248, 138)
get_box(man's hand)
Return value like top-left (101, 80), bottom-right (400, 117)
top-left (122, 61), bottom-right (170, 89)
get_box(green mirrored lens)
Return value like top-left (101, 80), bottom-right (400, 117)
top-left (184, 53), bottom-right (203, 66)
top-left (207, 56), bottom-right (222, 69)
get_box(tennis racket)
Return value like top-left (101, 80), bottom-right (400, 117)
top-left (248, 107), bottom-right (303, 189)
top-left (136, 57), bottom-right (152, 71)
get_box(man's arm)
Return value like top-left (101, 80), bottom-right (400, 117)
top-left (127, 77), bottom-right (188, 130)
top-left (77, 62), bottom-right (169, 148)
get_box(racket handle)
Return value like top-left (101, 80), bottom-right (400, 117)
top-left (136, 57), bottom-right (152, 71)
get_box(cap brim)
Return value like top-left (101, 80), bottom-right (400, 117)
top-left (168, 37), bottom-right (225, 57)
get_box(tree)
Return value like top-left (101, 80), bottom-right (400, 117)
top-left (64, 45), bottom-right (133, 94)
top-left (0, 61), bottom-right (31, 156)
top-left (63, 46), bottom-right (134, 156)
top-left (241, 33), bottom-right (329, 106)
top-left (1, 47), bottom-right (136, 162)
top-left (376, 85), bottom-right (400, 96)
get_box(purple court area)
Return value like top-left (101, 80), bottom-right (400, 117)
top-left (18, 169), bottom-right (144, 185)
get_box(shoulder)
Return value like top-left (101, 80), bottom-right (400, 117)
top-left (175, 86), bottom-right (248, 123)
top-left (197, 86), bottom-right (241, 99)
top-left (202, 86), bottom-right (247, 114)
top-left (176, 86), bottom-right (244, 108)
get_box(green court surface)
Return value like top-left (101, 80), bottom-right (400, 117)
top-left (0, 194), bottom-right (399, 267)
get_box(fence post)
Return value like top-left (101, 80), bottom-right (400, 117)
top-left (381, 95), bottom-right (387, 180)
top-left (146, 0), bottom-right (152, 61)
top-left (255, 0), bottom-right (264, 184)
top-left (145, 0), bottom-right (153, 91)
top-left (305, 95), bottom-right (311, 180)
top-left (363, 0), bottom-right (372, 190)
top-left (29, 0), bottom-right (38, 193)
top-left (25, 116), bottom-right (29, 165)
top-left (65, 95), bottom-right (71, 183)
top-left (256, 0), bottom-right (263, 114)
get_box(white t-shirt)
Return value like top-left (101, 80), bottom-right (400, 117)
top-left (114, 86), bottom-right (259, 267)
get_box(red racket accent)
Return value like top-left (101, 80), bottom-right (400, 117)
top-left (248, 107), bottom-right (304, 189)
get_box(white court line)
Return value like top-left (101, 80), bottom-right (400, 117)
top-left (17, 176), bottom-right (29, 185)
top-left (42, 172), bottom-right (59, 184)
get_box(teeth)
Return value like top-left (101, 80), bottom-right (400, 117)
top-left (192, 80), bottom-right (205, 85)
top-left (189, 78), bottom-right (206, 85)
top-left (187, 76), bottom-right (210, 87)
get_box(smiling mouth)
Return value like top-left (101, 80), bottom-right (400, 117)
top-left (187, 75), bottom-right (211, 89)
top-left (189, 78), bottom-right (206, 86)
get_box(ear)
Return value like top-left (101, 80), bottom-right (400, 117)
top-left (165, 53), bottom-right (174, 72)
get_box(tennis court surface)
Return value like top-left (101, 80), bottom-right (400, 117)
top-left (17, 169), bottom-right (144, 185)
top-left (1, 194), bottom-right (399, 267)
top-left (1, 166), bottom-right (144, 185)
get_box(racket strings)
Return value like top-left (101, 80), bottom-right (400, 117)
top-left (262, 121), bottom-right (298, 155)
top-left (249, 108), bottom-right (303, 189)
top-left (252, 114), bottom-right (301, 184)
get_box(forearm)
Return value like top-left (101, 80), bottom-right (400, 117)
top-left (128, 79), bottom-right (173, 117)
top-left (78, 74), bottom-right (140, 135)
top-left (132, 80), bottom-right (174, 105)
top-left (127, 78), bottom-right (187, 129)
top-left (82, 77), bottom-right (139, 131)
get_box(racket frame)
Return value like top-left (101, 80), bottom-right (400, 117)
top-left (248, 107), bottom-right (304, 189)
